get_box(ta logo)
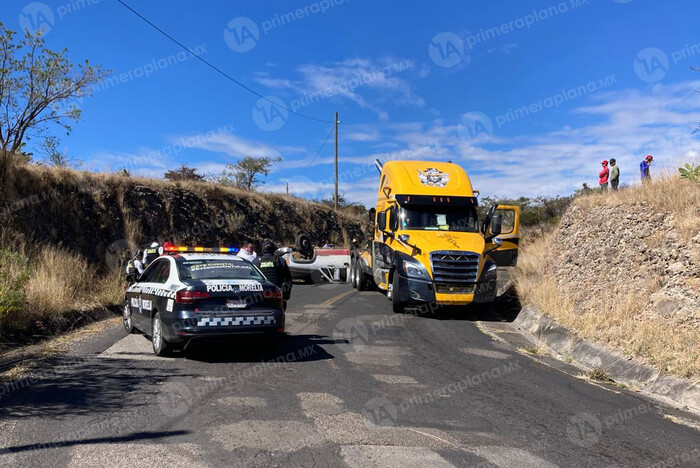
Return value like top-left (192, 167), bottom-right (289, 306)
top-left (362, 397), bottom-right (398, 427)
top-left (457, 111), bottom-right (493, 145)
top-left (19, 2), bottom-right (55, 34)
top-left (429, 32), bottom-right (464, 68)
top-left (333, 318), bottom-right (369, 353)
top-left (567, 412), bottom-right (603, 448)
top-left (252, 96), bottom-right (288, 131)
top-left (634, 47), bottom-right (669, 83)
top-left (224, 17), bottom-right (259, 53)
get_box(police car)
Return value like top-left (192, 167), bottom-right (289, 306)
top-left (123, 246), bottom-right (285, 356)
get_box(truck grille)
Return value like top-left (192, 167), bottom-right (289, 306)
top-left (430, 251), bottom-right (480, 284)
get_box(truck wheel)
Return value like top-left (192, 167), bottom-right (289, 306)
top-left (152, 312), bottom-right (173, 357)
top-left (350, 260), bottom-right (358, 288)
top-left (357, 264), bottom-right (368, 291)
top-left (391, 274), bottom-right (406, 314)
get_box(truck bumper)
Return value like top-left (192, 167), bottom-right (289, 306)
top-left (395, 274), bottom-right (497, 306)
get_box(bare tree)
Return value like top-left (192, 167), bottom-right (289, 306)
top-left (0, 23), bottom-right (108, 172)
top-left (38, 135), bottom-right (73, 167)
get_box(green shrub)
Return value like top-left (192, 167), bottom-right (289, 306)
top-left (679, 163), bottom-right (700, 184)
top-left (0, 249), bottom-right (31, 321)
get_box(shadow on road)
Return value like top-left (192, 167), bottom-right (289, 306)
top-left (409, 287), bottom-right (523, 323)
top-left (181, 334), bottom-right (341, 364)
top-left (0, 430), bottom-right (188, 455)
top-left (0, 355), bottom-right (198, 419)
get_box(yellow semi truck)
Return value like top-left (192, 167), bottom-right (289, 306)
top-left (350, 159), bottom-right (520, 313)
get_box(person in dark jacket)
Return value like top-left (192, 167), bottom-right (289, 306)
top-left (259, 239), bottom-right (293, 304)
top-left (640, 155), bottom-right (653, 182)
top-left (609, 158), bottom-right (620, 190)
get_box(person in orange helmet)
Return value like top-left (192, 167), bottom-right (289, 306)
top-left (640, 155), bottom-right (653, 182)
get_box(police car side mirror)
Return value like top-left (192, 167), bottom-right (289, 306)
top-left (276, 247), bottom-right (292, 256)
top-left (125, 273), bottom-right (137, 283)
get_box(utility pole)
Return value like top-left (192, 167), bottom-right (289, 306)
top-left (334, 111), bottom-right (339, 210)
top-left (286, 182), bottom-right (289, 196)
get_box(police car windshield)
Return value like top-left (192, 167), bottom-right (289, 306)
top-left (178, 259), bottom-right (264, 281)
top-left (400, 205), bottom-right (479, 232)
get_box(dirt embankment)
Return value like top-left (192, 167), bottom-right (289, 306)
top-left (3, 165), bottom-right (366, 268)
top-left (516, 178), bottom-right (700, 380)
top-left (0, 165), bottom-right (366, 344)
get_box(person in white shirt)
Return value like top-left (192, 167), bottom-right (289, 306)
top-left (237, 240), bottom-right (258, 263)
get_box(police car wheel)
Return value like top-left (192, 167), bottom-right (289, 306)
top-left (123, 302), bottom-right (136, 334)
top-left (151, 312), bottom-right (172, 357)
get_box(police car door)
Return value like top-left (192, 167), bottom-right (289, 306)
top-left (131, 259), bottom-right (168, 331)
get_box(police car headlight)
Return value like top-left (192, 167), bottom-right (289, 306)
top-left (402, 260), bottom-right (428, 279)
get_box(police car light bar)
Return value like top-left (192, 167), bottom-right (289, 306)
top-left (164, 246), bottom-right (240, 254)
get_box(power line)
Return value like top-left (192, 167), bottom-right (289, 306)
top-left (115, 0), bottom-right (333, 124)
top-left (299, 125), bottom-right (334, 176)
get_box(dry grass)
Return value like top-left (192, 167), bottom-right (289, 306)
top-left (575, 175), bottom-right (700, 240)
top-left (0, 228), bottom-right (123, 341)
top-left (24, 245), bottom-right (122, 316)
top-left (516, 209), bottom-right (700, 381)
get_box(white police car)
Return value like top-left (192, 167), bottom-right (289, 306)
top-left (123, 246), bottom-right (285, 356)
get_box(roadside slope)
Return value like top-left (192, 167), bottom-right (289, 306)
top-left (3, 165), bottom-right (365, 265)
top-left (515, 178), bottom-right (700, 380)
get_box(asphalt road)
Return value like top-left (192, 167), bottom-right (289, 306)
top-left (0, 283), bottom-right (698, 468)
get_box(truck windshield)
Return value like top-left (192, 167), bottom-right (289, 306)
top-left (400, 205), bottom-right (479, 232)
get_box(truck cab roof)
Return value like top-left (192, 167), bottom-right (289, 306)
top-left (378, 160), bottom-right (475, 199)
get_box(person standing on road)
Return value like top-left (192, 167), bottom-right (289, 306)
top-left (237, 240), bottom-right (258, 263)
top-left (640, 155), bottom-right (653, 182)
top-left (258, 239), bottom-right (292, 304)
top-left (609, 158), bottom-right (620, 191)
top-left (599, 160), bottom-right (609, 191)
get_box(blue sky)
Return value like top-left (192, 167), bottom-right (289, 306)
top-left (4, 0), bottom-right (700, 205)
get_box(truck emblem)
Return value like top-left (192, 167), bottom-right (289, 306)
top-left (418, 168), bottom-right (449, 187)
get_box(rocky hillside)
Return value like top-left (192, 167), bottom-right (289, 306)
top-left (553, 203), bottom-right (700, 332)
top-left (2, 165), bottom-right (366, 270)
top-left (516, 178), bottom-right (700, 379)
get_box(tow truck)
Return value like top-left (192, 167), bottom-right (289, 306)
top-left (350, 160), bottom-right (520, 313)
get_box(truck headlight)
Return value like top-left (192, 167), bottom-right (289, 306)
top-left (403, 260), bottom-right (428, 279)
top-left (483, 262), bottom-right (498, 280)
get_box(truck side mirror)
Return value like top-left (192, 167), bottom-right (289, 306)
top-left (388, 206), bottom-right (399, 232)
top-left (376, 210), bottom-right (386, 231)
top-left (490, 214), bottom-right (503, 237)
top-left (368, 207), bottom-right (376, 226)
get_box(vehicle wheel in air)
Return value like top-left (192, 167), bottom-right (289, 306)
top-left (391, 274), bottom-right (406, 314)
top-left (123, 301), bottom-right (137, 334)
top-left (152, 312), bottom-right (173, 357)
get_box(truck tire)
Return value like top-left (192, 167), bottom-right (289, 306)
top-left (391, 274), bottom-right (406, 314)
top-left (356, 263), bottom-right (369, 291)
top-left (350, 259), bottom-right (358, 288)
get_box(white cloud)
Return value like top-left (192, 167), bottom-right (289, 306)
top-left (278, 80), bottom-right (700, 204)
top-left (255, 57), bottom-right (425, 117)
top-left (172, 132), bottom-right (304, 158)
